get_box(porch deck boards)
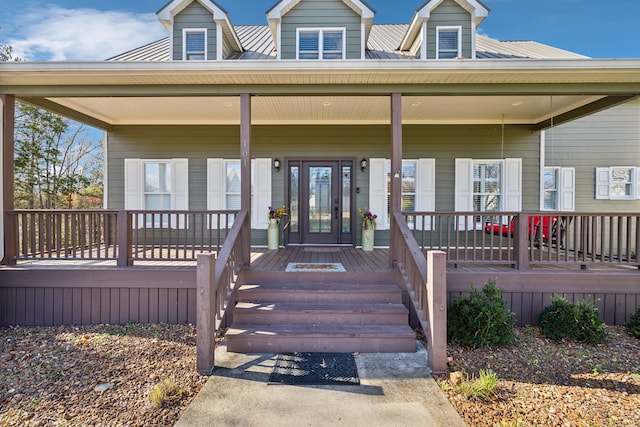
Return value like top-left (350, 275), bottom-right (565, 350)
top-left (5, 246), bottom-right (636, 272)
top-left (249, 246), bottom-right (393, 272)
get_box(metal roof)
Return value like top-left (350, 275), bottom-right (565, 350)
top-left (107, 24), bottom-right (587, 62)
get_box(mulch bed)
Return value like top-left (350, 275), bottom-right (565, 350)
top-left (435, 326), bottom-right (640, 426)
top-left (2, 323), bottom-right (639, 426)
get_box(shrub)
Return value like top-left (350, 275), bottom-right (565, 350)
top-left (625, 306), bottom-right (640, 339)
top-left (455, 369), bottom-right (499, 400)
top-left (149, 378), bottom-right (184, 408)
top-left (447, 279), bottom-right (515, 347)
top-left (538, 296), bottom-right (606, 344)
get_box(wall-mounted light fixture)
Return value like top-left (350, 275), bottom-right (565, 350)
top-left (360, 158), bottom-right (368, 172)
top-left (274, 158), bottom-right (281, 172)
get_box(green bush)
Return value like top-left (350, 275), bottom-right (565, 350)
top-left (447, 279), bottom-right (515, 348)
top-left (538, 296), bottom-right (606, 344)
top-left (625, 306), bottom-right (640, 339)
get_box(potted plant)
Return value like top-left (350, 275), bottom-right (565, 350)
top-left (267, 206), bottom-right (288, 249)
top-left (359, 208), bottom-right (377, 251)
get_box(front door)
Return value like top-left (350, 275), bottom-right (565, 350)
top-left (286, 159), bottom-right (354, 245)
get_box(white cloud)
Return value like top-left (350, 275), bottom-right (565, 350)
top-left (8, 6), bottom-right (167, 61)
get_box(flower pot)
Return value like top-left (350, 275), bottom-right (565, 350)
top-left (267, 218), bottom-right (279, 249)
top-left (362, 226), bottom-right (374, 252)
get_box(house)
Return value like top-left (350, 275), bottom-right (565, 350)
top-left (1, 0), bottom-right (639, 373)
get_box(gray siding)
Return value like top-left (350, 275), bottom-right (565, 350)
top-left (173, 1), bottom-right (217, 60)
top-left (547, 100), bottom-right (640, 212)
top-left (280, 0), bottom-right (362, 60)
top-left (107, 123), bottom-right (540, 245)
top-left (426, 0), bottom-right (473, 59)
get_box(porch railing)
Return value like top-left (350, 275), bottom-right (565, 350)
top-left (8, 210), bottom-right (119, 262)
top-left (6, 209), bottom-right (239, 265)
top-left (196, 210), bottom-right (250, 374)
top-left (403, 211), bottom-right (639, 269)
top-left (391, 212), bottom-right (447, 374)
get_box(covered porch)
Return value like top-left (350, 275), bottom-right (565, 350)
top-left (2, 59), bottom-right (640, 373)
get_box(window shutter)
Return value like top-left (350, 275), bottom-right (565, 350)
top-left (369, 158), bottom-right (388, 230)
top-left (171, 158), bottom-right (189, 229)
top-left (124, 158), bottom-right (144, 228)
top-left (254, 158), bottom-right (272, 229)
top-left (636, 167), bottom-right (640, 200)
top-left (207, 159), bottom-right (225, 210)
top-left (415, 158), bottom-right (435, 230)
top-left (595, 167), bottom-right (610, 199)
top-left (504, 158), bottom-right (522, 211)
top-left (454, 158), bottom-right (473, 230)
top-left (559, 167), bottom-right (575, 211)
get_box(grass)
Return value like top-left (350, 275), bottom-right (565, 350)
top-left (149, 378), bottom-right (185, 409)
top-left (440, 369), bottom-right (499, 401)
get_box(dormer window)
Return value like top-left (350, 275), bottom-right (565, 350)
top-left (436, 26), bottom-right (462, 59)
top-left (297, 28), bottom-right (345, 60)
top-left (184, 29), bottom-right (206, 60)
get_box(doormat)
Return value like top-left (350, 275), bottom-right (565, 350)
top-left (269, 352), bottom-right (360, 386)
top-left (285, 262), bottom-right (346, 272)
top-left (302, 247), bottom-right (344, 253)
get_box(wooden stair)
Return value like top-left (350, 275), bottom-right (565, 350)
top-left (225, 271), bottom-right (416, 353)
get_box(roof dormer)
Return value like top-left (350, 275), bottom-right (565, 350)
top-left (266, 0), bottom-right (375, 60)
top-left (157, 0), bottom-right (242, 60)
top-left (400, 0), bottom-right (489, 59)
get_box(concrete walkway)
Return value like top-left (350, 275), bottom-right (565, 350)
top-left (175, 341), bottom-right (466, 427)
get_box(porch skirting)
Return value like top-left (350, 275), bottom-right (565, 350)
top-left (1, 258), bottom-right (638, 328)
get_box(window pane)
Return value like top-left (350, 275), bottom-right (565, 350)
top-left (290, 166), bottom-right (299, 233)
top-left (611, 167), bottom-right (633, 197)
top-left (145, 162), bottom-right (171, 193)
top-left (226, 162), bottom-right (241, 193)
top-left (544, 191), bottom-right (557, 210)
top-left (145, 194), bottom-right (171, 210)
top-left (342, 166), bottom-right (350, 233)
top-left (473, 162), bottom-right (502, 212)
top-left (308, 167), bottom-right (332, 233)
top-left (186, 33), bottom-right (205, 52)
top-left (439, 31), bottom-right (458, 50)
top-left (544, 169), bottom-right (558, 190)
top-left (226, 195), bottom-right (241, 210)
top-left (299, 32), bottom-right (319, 59)
top-left (401, 162), bottom-right (416, 193)
top-left (439, 29), bottom-right (459, 58)
top-left (323, 31), bottom-right (343, 58)
top-left (401, 195), bottom-right (415, 212)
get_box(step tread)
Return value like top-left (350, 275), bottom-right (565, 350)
top-left (227, 323), bottom-right (415, 337)
top-left (238, 283), bottom-right (401, 292)
top-left (234, 302), bottom-right (408, 313)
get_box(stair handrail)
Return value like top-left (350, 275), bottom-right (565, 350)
top-left (196, 210), bottom-right (250, 374)
top-left (391, 212), bottom-right (448, 374)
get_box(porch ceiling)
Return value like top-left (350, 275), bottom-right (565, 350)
top-left (2, 59), bottom-right (639, 129)
top-left (45, 94), bottom-right (607, 126)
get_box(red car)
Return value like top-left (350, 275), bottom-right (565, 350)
top-left (484, 215), bottom-right (557, 241)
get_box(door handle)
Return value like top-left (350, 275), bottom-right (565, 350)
top-left (334, 206), bottom-right (339, 220)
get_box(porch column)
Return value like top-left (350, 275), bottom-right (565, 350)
top-left (389, 93), bottom-right (402, 267)
top-left (240, 93), bottom-right (252, 263)
top-left (0, 95), bottom-right (16, 265)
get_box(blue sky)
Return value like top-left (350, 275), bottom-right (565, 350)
top-left (1, 0), bottom-right (640, 61)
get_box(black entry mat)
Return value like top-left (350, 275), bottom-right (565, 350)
top-left (269, 352), bottom-right (360, 386)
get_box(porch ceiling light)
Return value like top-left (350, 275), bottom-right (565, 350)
top-left (274, 158), bottom-right (281, 172)
top-left (360, 158), bottom-right (368, 172)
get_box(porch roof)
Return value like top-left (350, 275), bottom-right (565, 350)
top-left (1, 58), bottom-right (639, 130)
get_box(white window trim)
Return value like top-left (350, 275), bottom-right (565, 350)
top-left (542, 166), bottom-right (575, 211)
top-left (124, 158), bottom-right (189, 229)
top-left (436, 26), bottom-right (462, 59)
top-left (296, 27), bottom-right (346, 60)
top-left (207, 158), bottom-right (272, 229)
top-left (183, 28), bottom-right (207, 61)
top-left (369, 158), bottom-right (435, 230)
top-left (455, 158), bottom-right (522, 229)
top-left (596, 166), bottom-right (639, 200)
